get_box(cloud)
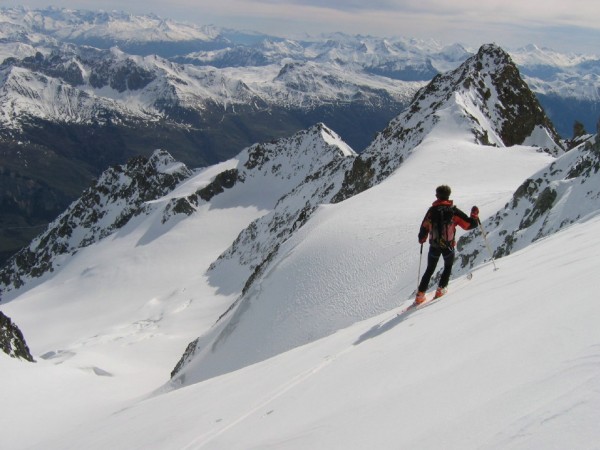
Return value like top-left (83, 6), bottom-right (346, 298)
top-left (2, 0), bottom-right (600, 53)
top-left (258, 0), bottom-right (402, 13)
top-left (255, 0), bottom-right (600, 30)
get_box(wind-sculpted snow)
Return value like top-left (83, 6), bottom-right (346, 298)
top-left (456, 134), bottom-right (600, 272)
top-left (0, 150), bottom-right (192, 297)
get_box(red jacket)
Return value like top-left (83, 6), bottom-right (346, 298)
top-left (418, 200), bottom-right (478, 247)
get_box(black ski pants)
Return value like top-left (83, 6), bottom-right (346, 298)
top-left (418, 244), bottom-right (455, 293)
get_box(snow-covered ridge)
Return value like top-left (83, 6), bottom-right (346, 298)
top-left (203, 124), bottom-right (356, 292)
top-left (162, 123), bottom-right (356, 228)
top-left (334, 44), bottom-right (563, 201)
top-left (0, 150), bottom-right (192, 296)
top-left (457, 133), bottom-right (600, 272)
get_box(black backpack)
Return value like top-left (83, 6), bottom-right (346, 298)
top-left (430, 204), bottom-right (455, 249)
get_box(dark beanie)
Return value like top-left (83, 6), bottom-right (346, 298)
top-left (436, 185), bottom-right (451, 200)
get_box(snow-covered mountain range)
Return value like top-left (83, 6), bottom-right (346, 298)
top-left (0, 6), bottom-right (426, 266)
top-left (0, 7), bottom-right (422, 134)
top-left (1, 8), bottom-right (600, 449)
top-left (1, 7), bottom-right (598, 138)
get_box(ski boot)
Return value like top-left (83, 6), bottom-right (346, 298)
top-left (414, 291), bottom-right (426, 306)
top-left (433, 287), bottom-right (447, 299)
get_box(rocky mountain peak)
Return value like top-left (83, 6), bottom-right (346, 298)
top-left (333, 44), bottom-right (564, 202)
top-left (460, 44), bottom-right (562, 148)
top-left (396, 43), bottom-right (562, 151)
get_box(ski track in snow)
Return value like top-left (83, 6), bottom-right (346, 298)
top-left (181, 345), bottom-right (358, 450)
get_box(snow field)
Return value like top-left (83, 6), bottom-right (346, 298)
top-left (22, 214), bottom-right (600, 450)
top-left (176, 132), bottom-right (555, 385)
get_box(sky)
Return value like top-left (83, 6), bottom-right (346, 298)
top-left (2, 0), bottom-right (600, 54)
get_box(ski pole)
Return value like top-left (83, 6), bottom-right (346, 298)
top-left (478, 221), bottom-right (498, 271)
top-left (417, 243), bottom-right (423, 289)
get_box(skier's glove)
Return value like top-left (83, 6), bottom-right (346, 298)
top-left (470, 206), bottom-right (479, 219)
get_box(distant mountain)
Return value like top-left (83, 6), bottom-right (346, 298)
top-left (511, 44), bottom-right (600, 138)
top-left (2, 7), bottom-right (598, 126)
top-left (0, 6), bottom-right (226, 56)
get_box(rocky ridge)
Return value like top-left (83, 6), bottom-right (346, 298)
top-left (0, 149), bottom-right (192, 297)
top-left (457, 132), bottom-right (600, 271)
top-left (0, 310), bottom-right (34, 361)
top-left (334, 44), bottom-right (564, 202)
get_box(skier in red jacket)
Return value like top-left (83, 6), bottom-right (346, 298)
top-left (414, 185), bottom-right (479, 305)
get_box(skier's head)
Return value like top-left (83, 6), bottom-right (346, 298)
top-left (435, 185), bottom-right (451, 201)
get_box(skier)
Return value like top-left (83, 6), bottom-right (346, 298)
top-left (414, 185), bottom-right (479, 305)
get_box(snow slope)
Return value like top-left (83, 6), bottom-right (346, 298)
top-left (2, 161), bottom-right (599, 449)
top-left (0, 124), bottom-right (356, 447)
top-left (172, 119), bottom-right (555, 386)
top-left (1, 121), bottom-right (597, 449)
top-left (170, 45), bottom-right (560, 385)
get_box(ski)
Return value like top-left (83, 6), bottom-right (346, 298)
top-left (398, 295), bottom-right (443, 316)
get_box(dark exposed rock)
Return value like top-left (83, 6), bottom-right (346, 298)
top-left (0, 311), bottom-right (34, 362)
top-left (197, 169), bottom-right (241, 202)
top-left (88, 58), bottom-right (155, 92)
